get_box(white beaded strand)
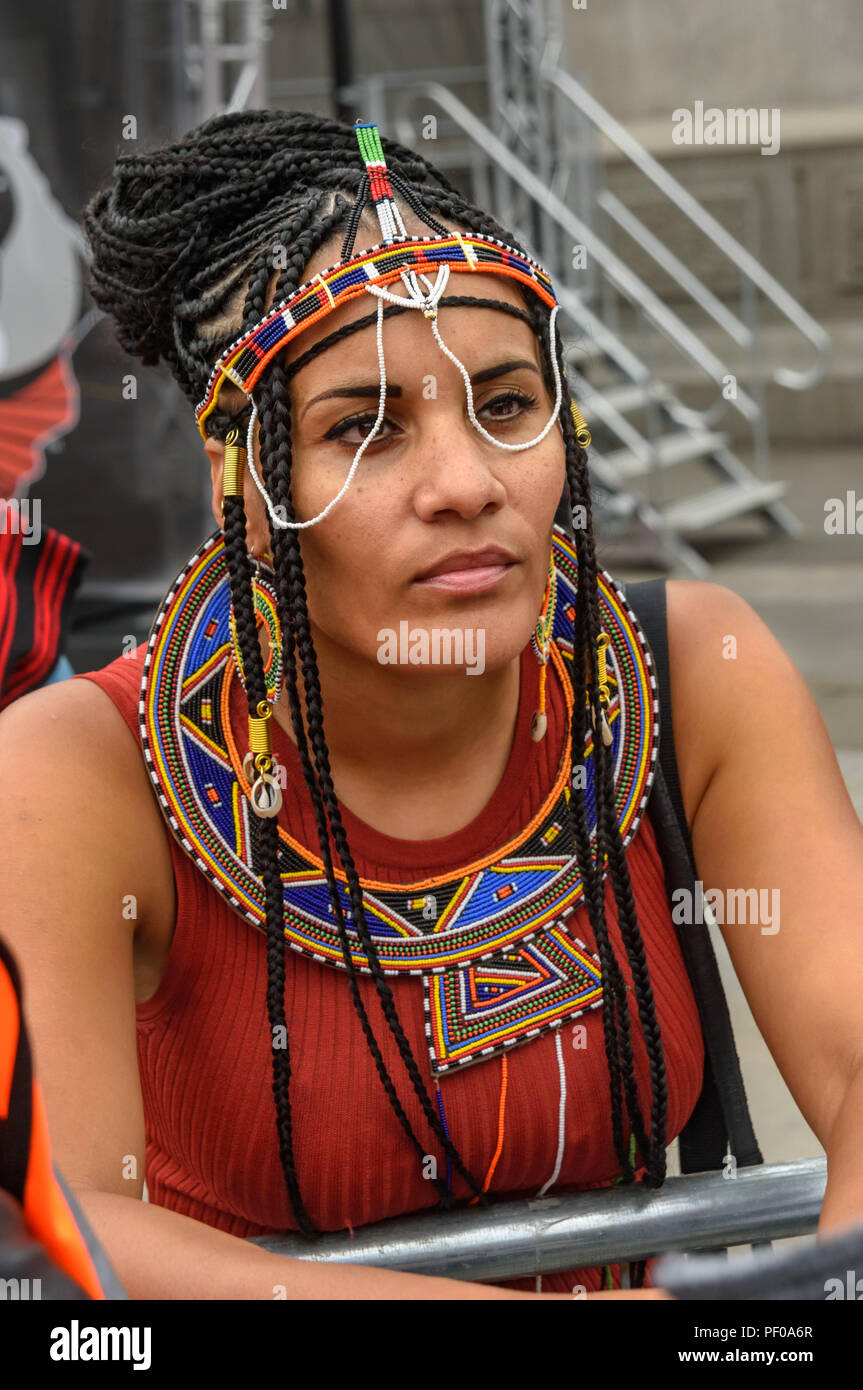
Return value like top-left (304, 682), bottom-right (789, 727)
top-left (536, 1027), bottom-right (568, 1198)
top-left (364, 263), bottom-right (563, 450)
top-left (243, 292), bottom-right (392, 532)
top-left (430, 301), bottom-right (563, 451)
top-left (237, 258), bottom-right (563, 530)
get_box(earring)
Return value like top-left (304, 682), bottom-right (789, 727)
top-left (230, 559), bottom-right (283, 707)
top-left (530, 552), bottom-right (558, 742)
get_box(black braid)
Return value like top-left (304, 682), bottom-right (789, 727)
top-left (83, 109), bottom-right (669, 1283)
top-left (340, 171), bottom-right (369, 259)
top-left (556, 347), bottom-right (662, 1174)
top-left (520, 297), bottom-right (647, 1181)
top-left (549, 316), bottom-right (669, 1198)
top-left (386, 172), bottom-right (454, 239)
top-left (220, 495), bottom-right (315, 1237)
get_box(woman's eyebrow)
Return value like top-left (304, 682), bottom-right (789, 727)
top-left (300, 358), bottom-right (541, 420)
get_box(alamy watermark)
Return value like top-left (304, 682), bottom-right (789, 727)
top-left (377, 622), bottom-right (486, 675)
top-left (0, 1277), bottom-right (41, 1299)
top-left (824, 1271), bottom-right (863, 1299)
top-left (824, 490), bottom-right (863, 535)
top-left (672, 101), bottom-right (780, 156)
top-left (671, 880), bottom-right (780, 935)
top-left (0, 497), bottom-right (41, 544)
top-left (50, 1321), bottom-right (151, 1370)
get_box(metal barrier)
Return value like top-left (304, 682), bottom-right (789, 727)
top-left (249, 1158), bottom-right (826, 1284)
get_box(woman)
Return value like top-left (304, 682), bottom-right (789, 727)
top-left (1, 110), bottom-right (861, 1303)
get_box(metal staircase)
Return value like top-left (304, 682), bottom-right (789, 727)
top-left (358, 0), bottom-right (831, 575)
top-left (173, 0), bottom-right (830, 576)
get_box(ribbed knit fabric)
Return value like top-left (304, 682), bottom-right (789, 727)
top-left (76, 633), bottom-right (704, 1296)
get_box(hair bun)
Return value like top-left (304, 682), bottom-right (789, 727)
top-left (79, 108), bottom-right (463, 394)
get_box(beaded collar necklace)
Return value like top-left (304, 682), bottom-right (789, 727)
top-left (141, 525), bottom-right (659, 1075)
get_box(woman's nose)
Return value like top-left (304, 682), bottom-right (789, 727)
top-left (410, 416), bottom-right (508, 522)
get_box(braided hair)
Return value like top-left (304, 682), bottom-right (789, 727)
top-left (82, 109), bottom-right (668, 1281)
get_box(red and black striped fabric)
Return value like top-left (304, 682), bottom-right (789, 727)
top-left (0, 524), bottom-right (87, 709)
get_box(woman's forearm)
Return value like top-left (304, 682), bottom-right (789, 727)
top-left (73, 1188), bottom-right (538, 1300)
top-left (819, 1061), bottom-right (863, 1237)
top-left (73, 1188), bottom-right (669, 1300)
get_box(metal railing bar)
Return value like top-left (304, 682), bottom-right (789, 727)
top-left (226, 60), bottom-right (259, 113)
top-left (556, 289), bottom-right (651, 385)
top-left (555, 284), bottom-right (760, 430)
top-left (588, 472), bottom-right (713, 578)
top-left (269, 66), bottom-right (488, 100)
top-left (249, 1158), bottom-right (826, 1284)
top-left (544, 65), bottom-right (832, 391)
top-left (597, 190), bottom-right (753, 349)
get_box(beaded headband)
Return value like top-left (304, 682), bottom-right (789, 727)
top-left (197, 120), bottom-right (573, 532)
top-left (195, 230), bottom-right (559, 439)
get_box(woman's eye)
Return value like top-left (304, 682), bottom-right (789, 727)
top-left (324, 414), bottom-right (397, 445)
top-left (480, 390), bottom-right (539, 421)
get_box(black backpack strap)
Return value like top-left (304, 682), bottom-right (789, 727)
top-left (624, 577), bottom-right (764, 1173)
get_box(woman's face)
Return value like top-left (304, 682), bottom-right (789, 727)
top-left (210, 224), bottom-right (566, 678)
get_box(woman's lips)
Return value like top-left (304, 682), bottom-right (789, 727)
top-left (412, 562), bottom-right (516, 593)
top-left (412, 547), bottom-right (519, 593)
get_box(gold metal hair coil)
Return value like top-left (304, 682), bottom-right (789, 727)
top-left (248, 704), bottom-right (272, 758)
top-left (222, 427), bottom-right (246, 499)
top-left (570, 402), bottom-right (592, 449)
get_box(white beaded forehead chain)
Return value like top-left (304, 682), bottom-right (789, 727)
top-left (228, 120), bottom-right (564, 531)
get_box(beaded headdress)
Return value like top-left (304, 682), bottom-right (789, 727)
top-left (195, 120), bottom-right (573, 531)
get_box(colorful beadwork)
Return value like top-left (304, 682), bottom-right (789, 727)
top-left (425, 925), bottom-right (601, 1073)
top-left (194, 231), bottom-right (558, 439)
top-left (354, 121), bottom-right (399, 239)
top-left (140, 524), bottom-right (659, 1074)
top-left (228, 566), bottom-right (282, 706)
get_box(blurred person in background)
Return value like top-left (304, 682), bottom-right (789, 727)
top-left (0, 118), bottom-right (87, 706)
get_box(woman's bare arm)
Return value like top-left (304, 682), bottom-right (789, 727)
top-left (667, 580), bottom-right (863, 1232)
top-left (70, 1188), bottom-right (668, 1299)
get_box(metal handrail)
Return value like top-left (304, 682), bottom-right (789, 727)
top-left (270, 65), bottom-right (488, 101)
top-left (250, 1158), bottom-right (826, 1284)
top-left (392, 84), bottom-right (761, 429)
top-left (597, 190), bottom-right (752, 350)
top-left (543, 65), bottom-right (832, 392)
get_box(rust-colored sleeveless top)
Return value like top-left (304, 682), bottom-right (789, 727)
top-left (76, 636), bottom-right (703, 1295)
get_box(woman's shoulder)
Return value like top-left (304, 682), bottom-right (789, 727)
top-left (71, 641), bottom-right (149, 735)
top-left (0, 654), bottom-right (175, 934)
